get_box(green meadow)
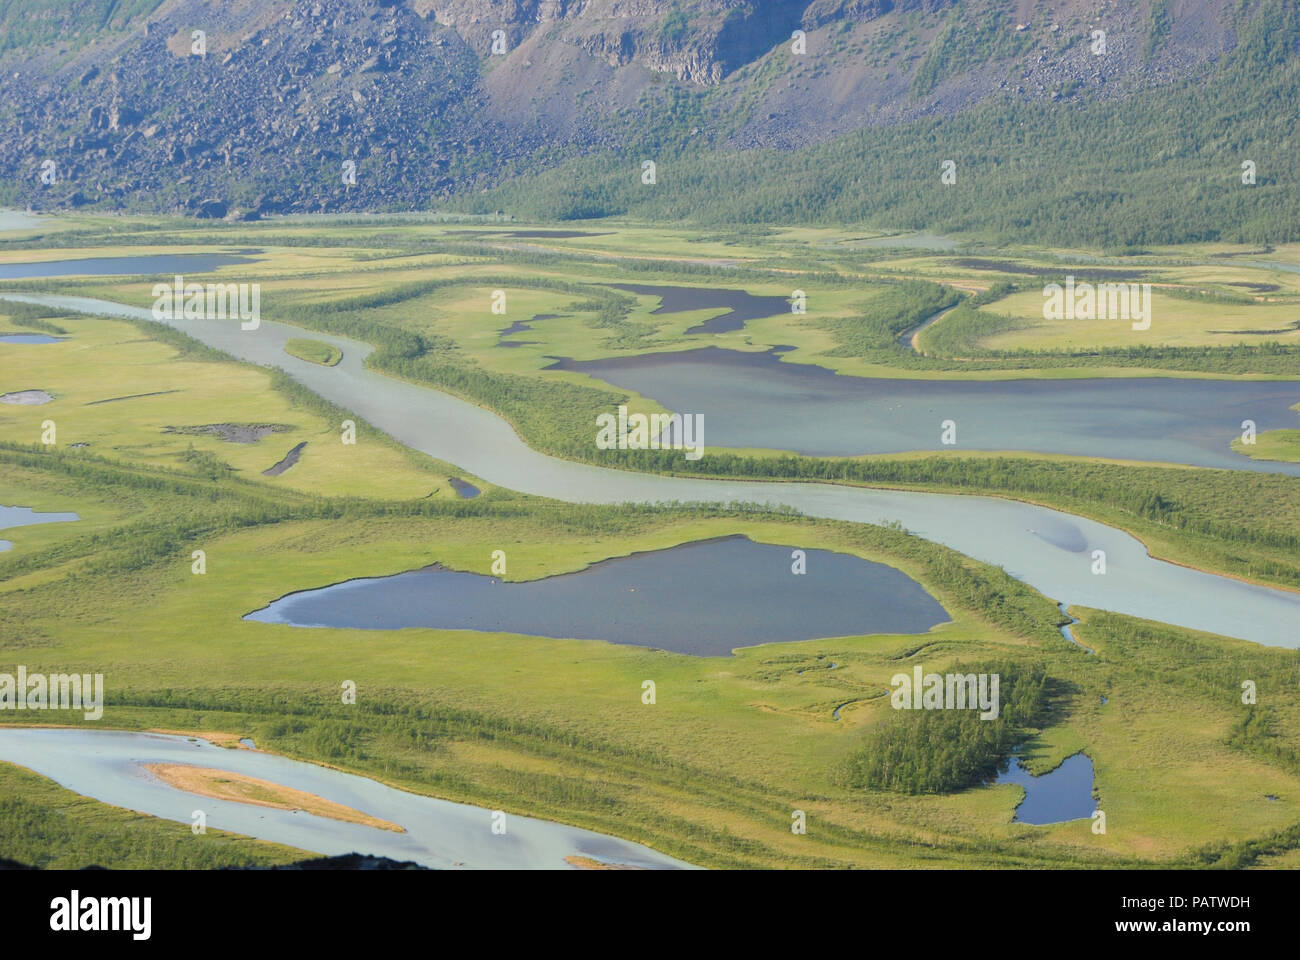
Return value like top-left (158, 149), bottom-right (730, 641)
top-left (0, 307), bottom-right (489, 501)
top-left (1, 216), bottom-right (1299, 869)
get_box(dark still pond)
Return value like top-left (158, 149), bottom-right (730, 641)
top-left (552, 346), bottom-right (1300, 473)
top-left (0, 333), bottom-right (63, 343)
top-left (606, 284), bottom-right (789, 334)
top-left (447, 476), bottom-right (480, 498)
top-left (0, 251), bottom-right (258, 279)
top-left (244, 535), bottom-right (950, 656)
top-left (995, 752), bottom-right (1096, 825)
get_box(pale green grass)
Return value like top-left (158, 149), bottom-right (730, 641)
top-left (0, 310), bottom-right (488, 500)
top-left (979, 288), bottom-right (1300, 351)
top-left (284, 337), bottom-right (342, 366)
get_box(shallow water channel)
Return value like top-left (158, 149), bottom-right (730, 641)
top-left (0, 728), bottom-right (694, 869)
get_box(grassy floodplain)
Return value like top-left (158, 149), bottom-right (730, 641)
top-left (0, 305), bottom-right (488, 501)
top-left (1, 214), bottom-right (1299, 869)
top-left (14, 217), bottom-right (1290, 591)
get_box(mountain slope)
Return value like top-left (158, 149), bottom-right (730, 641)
top-left (0, 0), bottom-right (1293, 246)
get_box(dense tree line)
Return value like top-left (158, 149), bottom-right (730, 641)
top-left (1, 300), bottom-right (69, 334)
top-left (823, 279), bottom-right (960, 358)
top-left (836, 665), bottom-right (1052, 795)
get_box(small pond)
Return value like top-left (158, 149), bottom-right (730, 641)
top-left (995, 752), bottom-right (1096, 825)
top-left (0, 504), bottom-right (80, 551)
top-left (0, 333), bottom-right (63, 343)
top-left (605, 283), bottom-right (789, 334)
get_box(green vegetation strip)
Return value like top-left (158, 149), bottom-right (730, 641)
top-left (284, 338), bottom-right (342, 367)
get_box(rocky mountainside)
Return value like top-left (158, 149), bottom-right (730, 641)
top-left (0, 0), bottom-right (1262, 218)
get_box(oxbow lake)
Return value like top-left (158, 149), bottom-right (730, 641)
top-left (245, 536), bottom-right (950, 656)
top-left (551, 346), bottom-right (1300, 473)
top-left (0, 252), bottom-right (258, 279)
